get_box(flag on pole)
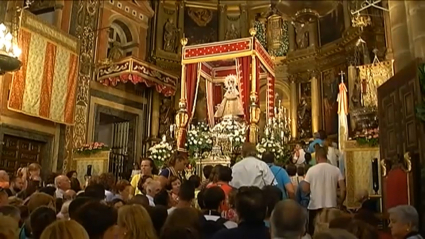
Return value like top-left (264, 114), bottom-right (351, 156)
top-left (337, 75), bottom-right (349, 150)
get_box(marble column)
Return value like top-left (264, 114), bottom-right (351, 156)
top-left (308, 20), bottom-right (318, 47)
top-left (406, 1), bottom-right (425, 60)
top-left (388, 0), bottom-right (413, 72)
top-left (290, 79), bottom-right (298, 139)
top-left (288, 23), bottom-right (296, 52)
top-left (151, 91), bottom-right (161, 139)
top-left (310, 72), bottom-right (321, 134)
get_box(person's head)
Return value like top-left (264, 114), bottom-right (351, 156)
top-left (388, 205), bottom-right (420, 238)
top-left (329, 215), bottom-right (379, 239)
top-left (128, 194), bottom-right (149, 208)
top-left (271, 200), bottom-right (307, 238)
top-left (40, 219), bottom-right (89, 239)
top-left (9, 175), bottom-right (24, 192)
top-left (54, 175), bottom-right (71, 191)
top-left (318, 130), bottom-right (327, 140)
top-left (197, 188), bottom-right (206, 210)
top-left (140, 158), bottom-right (159, 176)
top-left (0, 215), bottom-right (19, 239)
top-left (314, 208), bottom-right (345, 234)
top-left (202, 165), bottom-right (213, 180)
top-left (261, 151), bottom-right (275, 164)
top-left (145, 205), bottom-right (168, 236)
top-left (178, 181), bottom-right (195, 203)
top-left (313, 229), bottom-right (357, 239)
top-left (27, 192), bottom-right (56, 213)
top-left (85, 184), bottom-right (106, 201)
top-left (64, 189), bottom-right (76, 201)
top-left (315, 146), bottom-right (328, 163)
top-left (305, 153), bottom-right (312, 164)
top-left (118, 205), bottom-right (157, 239)
top-left (160, 207), bottom-right (203, 239)
top-left (297, 166), bottom-right (306, 177)
top-left (0, 188), bottom-right (8, 207)
top-left (39, 186), bottom-right (56, 197)
top-left (0, 171), bottom-right (9, 188)
top-left (70, 177), bottom-right (81, 192)
top-left (66, 171), bottom-right (78, 179)
top-left (286, 164), bottom-right (297, 177)
top-left (28, 163), bottom-right (41, 178)
top-left (0, 205), bottom-right (21, 223)
top-left (203, 186), bottom-right (225, 211)
top-left (137, 175), bottom-right (153, 194)
top-left (110, 198), bottom-right (125, 210)
top-left (217, 166), bottom-right (232, 183)
top-left (58, 200), bottom-right (72, 220)
top-left (154, 189), bottom-right (171, 208)
top-left (313, 132), bottom-right (320, 139)
top-left (115, 180), bottom-right (132, 201)
top-left (262, 185), bottom-right (283, 219)
top-left (235, 186), bottom-right (266, 223)
top-left (99, 173), bottom-right (116, 192)
top-left (74, 201), bottom-right (118, 239)
top-left (188, 175), bottom-right (201, 189)
top-left (68, 197), bottom-right (93, 220)
top-left (168, 153), bottom-right (188, 172)
top-left (241, 142), bottom-right (258, 158)
top-left (208, 165), bottom-right (223, 183)
top-left (167, 176), bottom-right (181, 194)
top-left (7, 196), bottom-right (23, 207)
top-left (30, 206), bottom-right (57, 239)
top-left (146, 180), bottom-right (161, 197)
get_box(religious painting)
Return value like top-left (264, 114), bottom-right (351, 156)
top-left (184, 7), bottom-right (218, 45)
top-left (298, 82), bottom-right (312, 139)
top-left (321, 68), bottom-right (347, 136)
top-left (319, 4), bottom-right (345, 46)
top-left (193, 77), bottom-right (208, 123)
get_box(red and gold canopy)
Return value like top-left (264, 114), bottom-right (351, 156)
top-left (96, 57), bottom-right (179, 97)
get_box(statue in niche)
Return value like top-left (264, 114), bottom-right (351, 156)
top-left (159, 97), bottom-right (174, 136)
top-left (225, 24), bottom-right (240, 40)
top-left (108, 41), bottom-right (124, 62)
top-left (297, 97), bottom-right (311, 138)
top-left (214, 75), bottom-right (244, 118)
top-left (295, 24), bottom-right (309, 49)
top-left (163, 18), bottom-right (179, 53)
top-left (351, 78), bottom-right (362, 108)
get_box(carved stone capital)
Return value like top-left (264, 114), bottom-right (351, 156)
top-left (309, 70), bottom-right (320, 79)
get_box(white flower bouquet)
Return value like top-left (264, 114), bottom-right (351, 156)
top-left (185, 122), bottom-right (213, 157)
top-left (148, 140), bottom-right (174, 163)
top-left (256, 137), bottom-right (291, 165)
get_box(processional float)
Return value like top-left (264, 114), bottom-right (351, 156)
top-left (174, 28), bottom-right (276, 154)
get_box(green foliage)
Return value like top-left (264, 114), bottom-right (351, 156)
top-left (269, 21), bottom-right (289, 57)
top-left (415, 64), bottom-right (425, 122)
top-left (254, 21), bottom-right (267, 49)
top-left (356, 137), bottom-right (379, 147)
top-left (185, 122), bottom-right (212, 159)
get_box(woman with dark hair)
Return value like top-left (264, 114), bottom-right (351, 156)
top-left (158, 153), bottom-right (188, 188)
top-left (131, 158), bottom-right (159, 195)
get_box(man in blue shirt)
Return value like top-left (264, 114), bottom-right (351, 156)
top-left (261, 151), bottom-right (295, 199)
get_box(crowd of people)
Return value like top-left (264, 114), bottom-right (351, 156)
top-left (0, 142), bottom-right (422, 239)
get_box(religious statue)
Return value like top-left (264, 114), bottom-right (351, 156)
top-left (159, 97), bottom-right (174, 136)
top-left (295, 24), bottom-right (309, 49)
top-left (225, 24), bottom-right (240, 40)
top-left (163, 18), bottom-right (179, 53)
top-left (297, 97), bottom-right (311, 138)
top-left (108, 41), bottom-right (124, 62)
top-left (214, 75), bottom-right (244, 118)
top-left (351, 78), bottom-right (362, 108)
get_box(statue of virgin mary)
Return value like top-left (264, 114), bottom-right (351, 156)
top-left (214, 74), bottom-right (245, 118)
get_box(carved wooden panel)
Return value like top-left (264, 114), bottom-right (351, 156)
top-left (0, 135), bottom-right (44, 173)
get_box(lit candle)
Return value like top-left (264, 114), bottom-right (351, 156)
top-left (268, 118), bottom-right (272, 125)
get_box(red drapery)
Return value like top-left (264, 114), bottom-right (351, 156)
top-left (186, 63), bottom-right (199, 120)
top-left (213, 85), bottom-right (222, 108)
top-left (384, 168), bottom-right (409, 210)
top-left (267, 74), bottom-right (275, 118)
top-left (237, 57), bottom-right (251, 121)
top-left (256, 59), bottom-right (261, 105)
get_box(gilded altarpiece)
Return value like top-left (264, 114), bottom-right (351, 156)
top-left (64, 0), bottom-right (101, 172)
top-left (184, 7), bottom-right (219, 45)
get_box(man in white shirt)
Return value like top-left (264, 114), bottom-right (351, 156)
top-left (54, 175), bottom-right (71, 199)
top-left (302, 146), bottom-right (346, 234)
top-left (145, 180), bottom-right (161, 206)
top-left (230, 143), bottom-right (277, 189)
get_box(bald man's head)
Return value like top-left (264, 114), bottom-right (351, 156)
top-left (271, 200), bottom-right (307, 238)
top-left (54, 175), bottom-right (71, 191)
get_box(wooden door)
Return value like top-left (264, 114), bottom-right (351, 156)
top-left (378, 61), bottom-right (424, 212)
top-left (0, 135), bottom-right (44, 173)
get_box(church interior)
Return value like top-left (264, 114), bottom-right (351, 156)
top-left (0, 0), bottom-right (424, 231)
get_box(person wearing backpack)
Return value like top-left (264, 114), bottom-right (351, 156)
top-left (201, 186), bottom-right (237, 239)
top-left (261, 151), bottom-right (295, 199)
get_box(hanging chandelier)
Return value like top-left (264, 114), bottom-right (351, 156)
top-left (0, 23), bottom-right (22, 75)
top-left (273, 0), bottom-right (339, 23)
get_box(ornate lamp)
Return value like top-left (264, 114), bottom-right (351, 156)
top-left (0, 23), bottom-right (22, 75)
top-left (274, 0), bottom-right (339, 23)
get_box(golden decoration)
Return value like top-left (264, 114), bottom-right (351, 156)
top-left (249, 27), bottom-right (257, 36)
top-left (381, 159), bottom-right (387, 177)
top-left (403, 152), bottom-right (412, 172)
top-left (180, 37), bottom-right (188, 47)
top-left (187, 8), bottom-right (213, 27)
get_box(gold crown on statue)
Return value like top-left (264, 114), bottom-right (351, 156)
top-left (224, 74), bottom-right (238, 88)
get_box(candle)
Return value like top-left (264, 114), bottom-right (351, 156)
top-left (268, 118), bottom-right (272, 125)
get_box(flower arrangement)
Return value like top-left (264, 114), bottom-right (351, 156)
top-left (149, 139), bottom-right (174, 165)
top-left (211, 117), bottom-right (247, 152)
top-left (256, 137), bottom-right (292, 165)
top-left (355, 127), bottom-right (379, 147)
top-left (185, 122), bottom-right (213, 158)
top-left (254, 20), bottom-right (267, 49)
top-left (75, 142), bottom-right (109, 155)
